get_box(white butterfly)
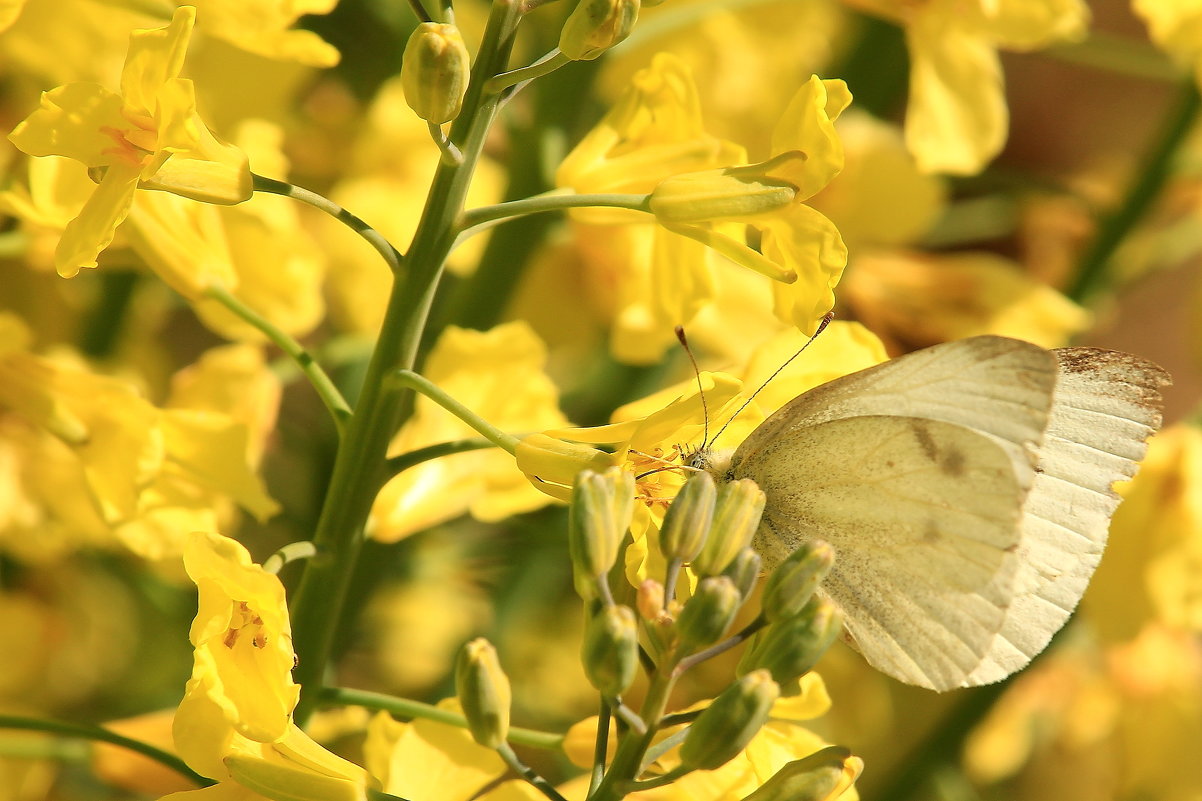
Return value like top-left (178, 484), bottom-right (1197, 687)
top-left (694, 335), bottom-right (1169, 692)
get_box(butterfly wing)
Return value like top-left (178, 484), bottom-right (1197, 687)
top-left (963, 348), bottom-right (1169, 684)
top-left (738, 414), bottom-right (1029, 691)
top-left (726, 337), bottom-right (1063, 690)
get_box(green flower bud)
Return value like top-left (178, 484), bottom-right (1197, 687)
top-left (723, 548), bottom-right (763, 601)
top-left (741, 597), bottom-right (841, 685)
top-left (401, 22), bottom-right (471, 124)
top-left (679, 669), bottom-right (779, 771)
top-left (648, 153), bottom-right (804, 224)
top-left (581, 605), bottom-right (639, 697)
top-left (676, 576), bottom-right (741, 653)
top-left (559, 0), bottom-right (639, 61)
top-left (568, 467), bottom-right (635, 600)
top-left (740, 746), bottom-right (862, 801)
top-left (693, 479), bottom-right (765, 576)
top-left (660, 472), bottom-right (716, 563)
top-left (455, 638), bottom-right (511, 748)
top-left (761, 540), bottom-right (834, 623)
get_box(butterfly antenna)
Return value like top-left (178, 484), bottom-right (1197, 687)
top-left (709, 312), bottom-right (835, 448)
top-left (675, 326), bottom-right (710, 449)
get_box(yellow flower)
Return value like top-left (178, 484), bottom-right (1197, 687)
top-left (370, 322), bottom-right (573, 542)
top-left (0, 314), bottom-right (279, 561)
top-left (7, 6), bottom-right (252, 277)
top-left (1134, 0), bottom-right (1202, 86)
top-left (175, 0), bottom-right (340, 67)
top-left (849, 0), bottom-right (1089, 174)
top-left (362, 704), bottom-right (507, 801)
top-left (840, 250), bottom-right (1091, 352)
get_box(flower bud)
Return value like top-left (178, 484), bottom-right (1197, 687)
top-left (637, 579), bottom-right (665, 620)
top-left (679, 669), bottom-right (779, 771)
top-left (722, 548), bottom-right (763, 601)
top-left (660, 471), bottom-right (716, 563)
top-left (740, 597), bottom-right (841, 685)
top-left (559, 0), bottom-right (639, 61)
top-left (581, 605), bottom-right (639, 697)
top-left (401, 22), bottom-right (471, 124)
top-left (761, 541), bottom-right (834, 623)
top-left (740, 746), bottom-right (863, 801)
top-left (648, 153), bottom-right (804, 224)
top-left (455, 638), bottom-right (511, 748)
top-left (569, 467), bottom-right (635, 599)
top-left (676, 576), bottom-right (741, 653)
top-left (693, 479), bottom-right (765, 576)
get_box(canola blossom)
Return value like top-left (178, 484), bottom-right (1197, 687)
top-left (0, 2), bottom-right (1196, 801)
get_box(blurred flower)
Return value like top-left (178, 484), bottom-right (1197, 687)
top-left (1134, 0), bottom-right (1202, 86)
top-left (362, 703), bottom-right (507, 801)
top-left (0, 314), bottom-right (279, 561)
top-left (7, 6), bottom-right (252, 277)
top-left (847, 0), bottom-right (1089, 174)
top-left (370, 322), bottom-right (571, 542)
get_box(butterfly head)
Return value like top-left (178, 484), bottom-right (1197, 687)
top-left (685, 444), bottom-right (735, 482)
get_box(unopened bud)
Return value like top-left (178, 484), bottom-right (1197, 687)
top-left (581, 605), bottom-right (639, 697)
top-left (723, 548), bottom-right (763, 601)
top-left (740, 597), bottom-right (841, 685)
top-left (693, 479), bottom-right (765, 576)
top-left (637, 579), bottom-right (665, 620)
top-left (676, 576), bottom-right (741, 653)
top-left (648, 153), bottom-right (804, 224)
top-left (455, 638), bottom-right (511, 748)
top-left (569, 467), bottom-right (635, 600)
top-left (762, 541), bottom-right (834, 623)
top-left (559, 0), bottom-right (639, 61)
top-left (660, 472), bottom-right (716, 563)
top-left (401, 22), bottom-right (471, 124)
top-left (679, 669), bottom-right (779, 771)
top-left (740, 746), bottom-right (863, 801)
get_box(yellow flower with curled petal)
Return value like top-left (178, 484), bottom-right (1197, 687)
top-left (7, 6), bottom-right (251, 277)
top-left (848, 0), bottom-right (1088, 175)
top-left (648, 76), bottom-right (852, 337)
top-left (370, 322), bottom-right (575, 543)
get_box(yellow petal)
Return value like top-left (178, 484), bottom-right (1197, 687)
top-left (760, 204), bottom-right (846, 335)
top-left (8, 82), bottom-right (129, 166)
top-left (54, 163), bottom-right (140, 276)
top-left (120, 5), bottom-right (195, 117)
top-left (771, 76), bottom-right (850, 198)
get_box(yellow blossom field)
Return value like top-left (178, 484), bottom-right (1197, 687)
top-left (0, 1), bottom-right (1200, 800)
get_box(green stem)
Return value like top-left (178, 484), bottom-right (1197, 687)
top-left (627, 765), bottom-right (688, 792)
top-left (251, 174), bottom-right (404, 274)
top-left (588, 701), bottom-right (611, 797)
top-left (590, 666), bottom-right (678, 801)
top-left (458, 190), bottom-right (652, 234)
top-left (385, 437), bottom-right (501, 478)
top-left (0, 715), bottom-right (213, 788)
top-left (263, 541), bottom-right (319, 574)
top-left (1068, 80), bottom-right (1201, 303)
top-left (429, 121), bottom-right (465, 165)
top-left (288, 0), bottom-right (525, 726)
top-left (497, 742), bottom-right (571, 801)
top-left (485, 51), bottom-right (571, 94)
top-left (391, 370), bottom-right (520, 453)
top-left (319, 687), bottom-right (564, 750)
top-left (204, 285), bottom-right (352, 436)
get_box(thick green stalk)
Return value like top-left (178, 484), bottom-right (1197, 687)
top-left (590, 667), bottom-right (677, 801)
top-left (288, 0), bottom-right (525, 724)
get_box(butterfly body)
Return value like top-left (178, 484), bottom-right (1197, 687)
top-left (694, 336), bottom-right (1168, 691)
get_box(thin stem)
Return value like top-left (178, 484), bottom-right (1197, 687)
top-left (251, 174), bottom-right (404, 274)
top-left (675, 617), bottom-right (767, 674)
top-left (263, 541), bottom-right (319, 574)
top-left (497, 742), bottom-right (571, 801)
top-left (588, 701), bottom-right (611, 798)
top-left (320, 687), bottom-right (564, 750)
top-left (1068, 80), bottom-right (1201, 302)
top-left (391, 369), bottom-right (520, 453)
top-left (458, 190), bottom-right (652, 234)
top-left (590, 666), bottom-right (678, 801)
top-left (485, 51), bottom-right (570, 94)
top-left (0, 715), bottom-right (213, 788)
top-left (288, 0), bottom-right (526, 725)
top-left (610, 701), bottom-right (646, 735)
top-left (204, 285), bottom-right (353, 436)
top-left (429, 122), bottom-right (465, 165)
top-left (407, 0), bottom-right (434, 22)
top-left (627, 765), bottom-right (689, 792)
top-left (385, 437), bottom-right (501, 477)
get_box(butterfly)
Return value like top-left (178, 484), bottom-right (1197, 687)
top-left (691, 335), bottom-right (1169, 691)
